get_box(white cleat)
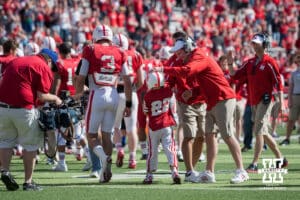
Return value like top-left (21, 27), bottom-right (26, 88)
top-left (198, 171), bottom-right (216, 183)
top-left (230, 169), bottom-right (249, 184)
top-left (184, 171), bottom-right (200, 183)
top-left (52, 163), bottom-right (68, 172)
top-left (89, 171), bottom-right (100, 179)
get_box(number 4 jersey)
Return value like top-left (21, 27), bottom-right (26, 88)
top-left (143, 87), bottom-right (176, 131)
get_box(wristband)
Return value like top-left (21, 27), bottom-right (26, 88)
top-left (126, 100), bottom-right (132, 108)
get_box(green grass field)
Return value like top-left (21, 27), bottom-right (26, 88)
top-left (1, 126), bottom-right (300, 200)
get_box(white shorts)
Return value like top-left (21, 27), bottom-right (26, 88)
top-left (85, 87), bottom-right (119, 133)
top-left (114, 92), bottom-right (138, 133)
top-left (0, 107), bottom-right (43, 151)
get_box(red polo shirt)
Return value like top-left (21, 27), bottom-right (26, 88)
top-left (231, 54), bottom-right (283, 105)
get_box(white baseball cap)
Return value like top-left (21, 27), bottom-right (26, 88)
top-left (169, 40), bottom-right (185, 53)
top-left (251, 34), bottom-right (264, 44)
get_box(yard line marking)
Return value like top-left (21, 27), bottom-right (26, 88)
top-left (41, 184), bottom-right (300, 191)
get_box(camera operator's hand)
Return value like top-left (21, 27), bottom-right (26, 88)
top-left (55, 96), bottom-right (63, 106)
top-left (37, 91), bottom-right (62, 106)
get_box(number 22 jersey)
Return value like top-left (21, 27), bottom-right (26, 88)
top-left (143, 87), bottom-right (176, 131)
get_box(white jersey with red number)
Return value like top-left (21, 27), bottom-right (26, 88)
top-left (56, 57), bottom-right (80, 95)
top-left (144, 87), bottom-right (176, 131)
top-left (82, 44), bottom-right (128, 90)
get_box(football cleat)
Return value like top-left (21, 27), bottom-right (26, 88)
top-left (116, 149), bottom-right (125, 168)
top-left (143, 174), bottom-right (153, 184)
top-left (128, 160), bottom-right (137, 169)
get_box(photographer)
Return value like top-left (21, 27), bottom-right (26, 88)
top-left (50, 42), bottom-right (92, 172)
top-left (228, 33), bottom-right (288, 172)
top-left (0, 49), bottom-right (62, 191)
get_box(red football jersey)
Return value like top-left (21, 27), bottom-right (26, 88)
top-left (125, 48), bottom-right (144, 84)
top-left (56, 57), bottom-right (80, 95)
top-left (82, 44), bottom-right (127, 87)
top-left (144, 87), bottom-right (176, 131)
top-left (0, 55), bottom-right (53, 109)
top-left (0, 54), bottom-right (16, 74)
top-left (164, 48), bottom-right (235, 110)
top-left (231, 54), bottom-right (283, 105)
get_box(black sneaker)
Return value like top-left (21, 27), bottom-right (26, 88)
top-left (140, 153), bottom-right (148, 160)
top-left (276, 158), bottom-right (288, 168)
top-left (246, 163), bottom-right (258, 173)
top-left (279, 139), bottom-right (290, 146)
top-left (1, 170), bottom-right (19, 191)
top-left (241, 146), bottom-right (251, 152)
top-left (23, 181), bottom-right (43, 191)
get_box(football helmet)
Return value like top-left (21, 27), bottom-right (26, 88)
top-left (92, 24), bottom-right (113, 42)
top-left (113, 33), bottom-right (129, 50)
top-left (147, 71), bottom-right (165, 90)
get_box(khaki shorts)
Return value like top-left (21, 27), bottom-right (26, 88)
top-left (235, 98), bottom-right (246, 122)
top-left (0, 107), bottom-right (43, 151)
top-left (271, 95), bottom-right (280, 119)
top-left (289, 95), bottom-right (300, 121)
top-left (206, 99), bottom-right (236, 138)
top-left (252, 100), bottom-right (273, 135)
top-left (178, 101), bottom-right (206, 138)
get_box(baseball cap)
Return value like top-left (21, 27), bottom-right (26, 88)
top-left (40, 48), bottom-right (58, 63)
top-left (251, 34), bottom-right (264, 44)
top-left (169, 40), bottom-right (185, 53)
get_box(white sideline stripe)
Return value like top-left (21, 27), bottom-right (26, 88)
top-left (45, 184), bottom-right (299, 191)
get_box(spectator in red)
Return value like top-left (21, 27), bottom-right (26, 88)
top-left (0, 39), bottom-right (18, 76)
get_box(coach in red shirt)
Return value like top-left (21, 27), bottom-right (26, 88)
top-left (0, 48), bottom-right (62, 191)
top-left (162, 36), bottom-right (249, 184)
top-left (229, 33), bottom-right (288, 172)
top-left (165, 31), bottom-right (207, 183)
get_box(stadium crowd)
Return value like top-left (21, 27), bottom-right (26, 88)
top-left (0, 0), bottom-right (300, 191)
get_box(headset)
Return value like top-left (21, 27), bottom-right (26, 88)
top-left (253, 32), bottom-right (270, 49)
top-left (176, 36), bottom-right (196, 52)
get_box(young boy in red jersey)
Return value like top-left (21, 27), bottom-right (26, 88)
top-left (142, 71), bottom-right (181, 184)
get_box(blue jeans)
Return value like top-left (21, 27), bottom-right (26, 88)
top-left (89, 147), bottom-right (101, 172)
top-left (243, 104), bottom-right (253, 148)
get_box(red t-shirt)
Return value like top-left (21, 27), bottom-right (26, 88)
top-left (166, 54), bottom-right (206, 105)
top-left (164, 48), bottom-right (235, 110)
top-left (56, 57), bottom-right (80, 95)
top-left (144, 87), bottom-right (176, 131)
top-left (231, 54), bottom-right (283, 105)
top-left (82, 44), bottom-right (127, 87)
top-left (0, 54), bottom-right (16, 74)
top-left (0, 55), bottom-right (53, 109)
